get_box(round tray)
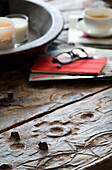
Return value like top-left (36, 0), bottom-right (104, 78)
top-left (0, 0), bottom-right (64, 70)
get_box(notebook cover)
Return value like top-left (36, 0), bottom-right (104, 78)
top-left (30, 56), bottom-right (107, 75)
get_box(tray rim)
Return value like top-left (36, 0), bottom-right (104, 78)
top-left (0, 0), bottom-right (64, 56)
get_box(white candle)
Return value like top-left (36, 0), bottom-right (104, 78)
top-left (0, 17), bottom-right (15, 50)
top-left (11, 18), bottom-right (28, 43)
top-left (7, 14), bottom-right (29, 44)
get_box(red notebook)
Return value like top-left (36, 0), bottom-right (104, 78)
top-left (30, 56), bottom-right (107, 75)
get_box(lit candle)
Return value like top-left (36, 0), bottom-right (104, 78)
top-left (0, 17), bottom-right (15, 50)
top-left (7, 14), bottom-right (29, 44)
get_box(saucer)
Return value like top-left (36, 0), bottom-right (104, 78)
top-left (77, 20), bottom-right (112, 38)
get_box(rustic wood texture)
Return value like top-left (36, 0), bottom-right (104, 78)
top-left (0, 88), bottom-right (112, 169)
top-left (0, 69), bottom-right (112, 133)
top-left (0, 0), bottom-right (112, 169)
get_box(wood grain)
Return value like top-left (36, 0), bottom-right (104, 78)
top-left (0, 68), bottom-right (112, 132)
top-left (0, 88), bottom-right (112, 169)
top-left (0, 0), bottom-right (112, 169)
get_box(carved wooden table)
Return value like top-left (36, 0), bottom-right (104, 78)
top-left (0, 0), bottom-right (112, 169)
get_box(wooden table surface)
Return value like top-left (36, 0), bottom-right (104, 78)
top-left (0, 0), bottom-right (112, 169)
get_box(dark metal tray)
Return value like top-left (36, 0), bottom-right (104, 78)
top-left (0, 0), bottom-right (63, 70)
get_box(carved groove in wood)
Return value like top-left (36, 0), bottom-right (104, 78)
top-left (0, 89), bottom-right (112, 169)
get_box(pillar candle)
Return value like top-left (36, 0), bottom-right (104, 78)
top-left (7, 14), bottom-right (29, 44)
top-left (0, 17), bottom-right (15, 50)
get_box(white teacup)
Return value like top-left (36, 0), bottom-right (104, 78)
top-left (83, 7), bottom-right (112, 33)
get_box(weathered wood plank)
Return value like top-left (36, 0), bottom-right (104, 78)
top-left (0, 67), bottom-right (112, 132)
top-left (0, 87), bottom-right (112, 169)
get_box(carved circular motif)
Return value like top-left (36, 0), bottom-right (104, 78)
top-left (10, 142), bottom-right (25, 150)
top-left (47, 125), bottom-right (71, 137)
top-left (69, 110), bottom-right (103, 123)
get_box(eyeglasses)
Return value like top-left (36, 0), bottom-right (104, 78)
top-left (52, 47), bottom-right (93, 68)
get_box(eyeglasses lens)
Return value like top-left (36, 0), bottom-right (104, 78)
top-left (72, 49), bottom-right (87, 58)
top-left (57, 53), bottom-right (72, 64)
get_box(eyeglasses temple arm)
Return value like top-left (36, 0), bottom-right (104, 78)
top-left (52, 57), bottom-right (58, 63)
top-left (72, 56), bottom-right (93, 62)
